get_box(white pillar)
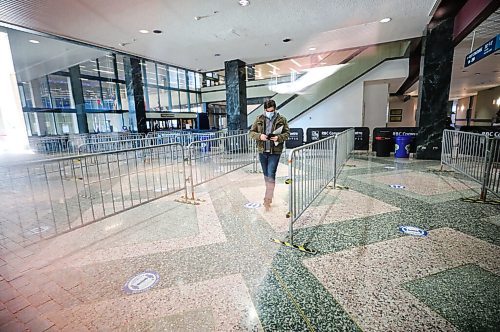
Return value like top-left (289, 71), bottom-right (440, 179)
top-left (0, 31), bottom-right (30, 153)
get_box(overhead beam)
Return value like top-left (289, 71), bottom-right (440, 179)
top-left (453, 0), bottom-right (500, 45)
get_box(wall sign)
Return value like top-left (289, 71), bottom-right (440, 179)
top-left (460, 126), bottom-right (500, 138)
top-left (464, 34), bottom-right (500, 68)
top-left (306, 127), bottom-right (370, 150)
top-left (123, 271), bottom-right (160, 294)
top-left (285, 128), bottom-right (304, 149)
top-left (399, 225), bottom-right (428, 237)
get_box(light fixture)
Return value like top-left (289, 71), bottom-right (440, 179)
top-left (214, 53), bottom-right (221, 57)
top-left (153, 30), bottom-right (162, 34)
top-left (28, 39), bottom-right (39, 44)
top-left (139, 30), bottom-right (149, 34)
top-left (282, 38), bottom-right (291, 43)
top-left (267, 62), bottom-right (280, 70)
top-left (238, 0), bottom-right (250, 6)
top-left (308, 47), bottom-right (317, 51)
top-left (493, 97), bottom-right (500, 107)
top-left (380, 18), bottom-right (392, 23)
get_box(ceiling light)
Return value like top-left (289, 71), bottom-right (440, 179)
top-left (214, 53), bottom-right (221, 57)
top-left (380, 18), bottom-right (392, 23)
top-left (238, 0), bottom-right (250, 6)
top-left (282, 38), bottom-right (292, 43)
top-left (153, 30), bottom-right (162, 34)
top-left (28, 39), bottom-right (40, 44)
top-left (139, 30), bottom-right (149, 34)
top-left (308, 47), bottom-right (317, 51)
top-left (267, 63), bottom-right (280, 70)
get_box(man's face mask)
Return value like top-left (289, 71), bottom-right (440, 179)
top-left (265, 107), bottom-right (276, 119)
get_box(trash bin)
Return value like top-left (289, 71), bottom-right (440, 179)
top-left (394, 135), bottom-right (413, 158)
top-left (375, 136), bottom-right (393, 157)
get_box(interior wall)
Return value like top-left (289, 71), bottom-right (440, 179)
top-left (290, 59), bottom-right (409, 131)
top-left (455, 95), bottom-right (477, 127)
top-left (363, 82), bottom-right (389, 131)
top-left (475, 86), bottom-right (500, 123)
top-left (388, 96), bottom-right (417, 127)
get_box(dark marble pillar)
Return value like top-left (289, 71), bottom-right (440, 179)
top-left (69, 65), bottom-right (89, 133)
top-left (124, 57), bottom-right (147, 133)
top-left (225, 59), bottom-right (247, 130)
top-left (415, 17), bottom-right (455, 160)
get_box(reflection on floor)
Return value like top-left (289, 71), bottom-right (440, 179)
top-left (0, 155), bottom-right (499, 331)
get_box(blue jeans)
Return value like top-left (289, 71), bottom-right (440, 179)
top-left (259, 153), bottom-right (280, 200)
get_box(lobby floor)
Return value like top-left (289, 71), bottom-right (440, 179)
top-left (0, 154), bottom-right (499, 331)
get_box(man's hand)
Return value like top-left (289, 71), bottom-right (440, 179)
top-left (270, 136), bottom-right (279, 142)
top-left (260, 134), bottom-right (268, 141)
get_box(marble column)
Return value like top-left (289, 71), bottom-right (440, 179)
top-left (69, 65), bottom-right (89, 133)
top-left (124, 57), bottom-right (147, 133)
top-left (224, 59), bottom-right (247, 130)
top-left (415, 16), bottom-right (455, 160)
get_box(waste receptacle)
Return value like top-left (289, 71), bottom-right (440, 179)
top-left (375, 136), bottom-right (392, 157)
top-left (394, 135), bottom-right (413, 158)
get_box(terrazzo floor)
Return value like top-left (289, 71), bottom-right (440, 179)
top-left (0, 154), bottom-right (499, 331)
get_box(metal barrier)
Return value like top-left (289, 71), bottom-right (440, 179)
top-left (77, 137), bottom-right (175, 154)
top-left (441, 129), bottom-right (500, 200)
top-left (0, 143), bottom-right (186, 245)
top-left (183, 133), bottom-right (256, 201)
top-left (483, 137), bottom-right (500, 198)
top-left (286, 128), bottom-right (355, 246)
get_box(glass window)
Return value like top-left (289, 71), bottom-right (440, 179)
top-left (48, 74), bottom-right (74, 109)
top-left (101, 81), bottom-right (118, 110)
top-left (159, 88), bottom-right (170, 110)
top-left (38, 113), bottom-right (57, 135)
top-left (187, 71), bottom-right (196, 90)
top-left (195, 73), bottom-right (202, 90)
top-left (105, 114), bottom-right (123, 133)
top-left (81, 79), bottom-right (102, 110)
top-left (20, 82), bottom-right (34, 107)
top-left (79, 59), bottom-right (99, 77)
top-left (179, 91), bottom-right (188, 111)
top-left (29, 77), bottom-right (52, 108)
top-left (168, 67), bottom-right (178, 88)
top-left (178, 69), bottom-right (186, 89)
top-left (119, 83), bottom-right (129, 110)
top-left (87, 113), bottom-right (107, 133)
top-left (54, 113), bottom-right (78, 134)
top-left (116, 55), bottom-right (126, 81)
top-left (146, 86), bottom-right (159, 111)
top-left (170, 90), bottom-right (180, 111)
top-left (96, 55), bottom-right (116, 79)
top-left (157, 65), bottom-right (168, 87)
top-left (144, 61), bottom-right (157, 86)
top-left (189, 93), bottom-right (197, 110)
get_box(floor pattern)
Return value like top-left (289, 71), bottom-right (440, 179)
top-left (0, 155), bottom-right (499, 331)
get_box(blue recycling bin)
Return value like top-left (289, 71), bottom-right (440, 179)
top-left (394, 135), bottom-right (413, 158)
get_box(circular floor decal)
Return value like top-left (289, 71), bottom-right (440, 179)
top-left (29, 225), bottom-right (50, 235)
top-left (123, 271), bottom-right (160, 295)
top-left (244, 202), bottom-right (262, 209)
top-left (389, 184), bottom-right (405, 189)
top-left (399, 226), bottom-right (428, 237)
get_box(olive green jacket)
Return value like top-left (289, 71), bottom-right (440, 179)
top-left (249, 113), bottom-right (290, 154)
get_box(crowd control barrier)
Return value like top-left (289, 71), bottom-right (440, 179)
top-left (286, 128), bottom-right (355, 248)
top-left (441, 129), bottom-right (500, 200)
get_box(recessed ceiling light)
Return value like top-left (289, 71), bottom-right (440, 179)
top-left (214, 53), bottom-right (221, 57)
top-left (153, 30), bottom-right (162, 34)
top-left (282, 38), bottom-right (292, 43)
top-left (139, 30), bottom-right (149, 34)
top-left (238, 0), bottom-right (250, 6)
top-left (308, 47), bottom-right (317, 51)
top-left (380, 18), bottom-right (392, 23)
top-left (29, 39), bottom-right (40, 44)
